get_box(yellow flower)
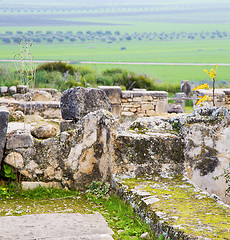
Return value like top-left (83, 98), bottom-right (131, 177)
top-left (204, 64), bottom-right (218, 79)
top-left (196, 95), bottom-right (211, 105)
top-left (193, 83), bottom-right (209, 91)
top-left (2, 188), bottom-right (6, 191)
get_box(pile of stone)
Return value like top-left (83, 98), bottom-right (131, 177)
top-left (0, 85), bottom-right (61, 101)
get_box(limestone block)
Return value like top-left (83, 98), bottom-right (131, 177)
top-left (168, 104), bottom-right (183, 114)
top-left (44, 166), bottom-right (55, 179)
top-left (0, 86), bottom-right (8, 96)
top-left (148, 91), bottom-right (168, 98)
top-left (156, 100), bottom-right (168, 113)
top-left (17, 85), bottom-right (29, 94)
top-left (4, 152), bottom-right (24, 169)
top-left (8, 86), bottom-right (16, 95)
top-left (121, 99), bottom-right (128, 103)
top-left (133, 88), bottom-right (147, 91)
top-left (32, 90), bottom-right (53, 101)
top-left (31, 124), bottom-right (57, 139)
top-left (60, 120), bottom-right (81, 132)
top-left (21, 181), bottom-right (60, 190)
top-left (132, 97), bottom-right (142, 102)
top-left (12, 93), bottom-right (25, 101)
top-left (121, 104), bottom-right (140, 108)
top-left (141, 104), bottom-right (154, 111)
top-left (25, 160), bottom-right (39, 171)
top-left (121, 112), bottom-right (135, 116)
top-left (136, 113), bottom-right (147, 118)
top-left (0, 106), bottom-right (9, 167)
top-left (121, 91), bottom-right (133, 99)
top-left (6, 129), bottom-right (34, 149)
top-left (133, 91), bottom-right (147, 97)
top-left (142, 96), bottom-right (153, 101)
top-left (136, 108), bottom-right (145, 114)
top-left (98, 86), bottom-right (122, 104)
top-left (146, 110), bottom-right (156, 116)
top-left (111, 104), bottom-right (121, 117)
top-left (61, 87), bottom-right (112, 120)
top-left (130, 108), bottom-right (137, 113)
top-left (41, 109), bottom-right (61, 119)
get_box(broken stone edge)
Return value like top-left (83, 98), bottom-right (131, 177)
top-left (112, 178), bottom-right (192, 240)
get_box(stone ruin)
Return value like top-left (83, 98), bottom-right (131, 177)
top-left (0, 85), bottom-right (230, 239)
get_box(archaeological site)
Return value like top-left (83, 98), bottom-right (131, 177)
top-left (0, 84), bottom-right (229, 239)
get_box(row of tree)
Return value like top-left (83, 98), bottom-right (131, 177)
top-left (0, 30), bottom-right (229, 44)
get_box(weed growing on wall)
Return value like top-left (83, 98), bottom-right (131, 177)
top-left (203, 64), bottom-right (218, 106)
top-left (13, 40), bottom-right (36, 88)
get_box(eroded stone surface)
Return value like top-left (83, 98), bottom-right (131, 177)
top-left (0, 213), bottom-right (114, 240)
top-left (6, 129), bottom-right (34, 150)
top-left (0, 106), bottom-right (9, 167)
top-left (4, 110), bottom-right (116, 190)
top-left (4, 152), bottom-right (24, 170)
top-left (61, 87), bottom-right (112, 120)
top-left (31, 124), bottom-right (57, 139)
top-left (115, 176), bottom-right (230, 240)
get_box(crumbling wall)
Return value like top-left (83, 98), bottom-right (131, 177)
top-left (3, 110), bottom-right (116, 190)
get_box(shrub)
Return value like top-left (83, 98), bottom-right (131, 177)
top-left (102, 68), bottom-right (156, 90)
top-left (36, 62), bottom-right (76, 75)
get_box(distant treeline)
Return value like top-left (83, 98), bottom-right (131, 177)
top-left (1, 30), bottom-right (229, 44)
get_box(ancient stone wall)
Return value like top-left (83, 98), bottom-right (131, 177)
top-left (98, 87), bottom-right (168, 117)
top-left (3, 110), bottom-right (116, 190)
top-left (0, 85), bottom-right (168, 119)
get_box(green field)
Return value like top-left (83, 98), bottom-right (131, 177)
top-left (0, 0), bottom-right (230, 85)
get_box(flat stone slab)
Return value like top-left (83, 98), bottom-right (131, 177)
top-left (0, 213), bottom-right (114, 240)
top-left (115, 176), bottom-right (230, 240)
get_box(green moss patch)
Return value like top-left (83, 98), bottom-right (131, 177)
top-left (120, 176), bottom-right (230, 239)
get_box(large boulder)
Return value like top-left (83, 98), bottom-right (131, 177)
top-left (61, 87), bottom-right (112, 120)
top-left (0, 106), bottom-right (9, 167)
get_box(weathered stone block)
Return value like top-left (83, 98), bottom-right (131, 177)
top-left (32, 90), bottom-right (53, 101)
top-left (156, 100), bottom-right (168, 113)
top-left (6, 129), bottom-right (34, 150)
top-left (146, 110), bottom-right (155, 116)
top-left (142, 95), bottom-right (153, 101)
top-left (61, 87), bottom-right (112, 120)
top-left (98, 86), bottom-right (122, 104)
top-left (4, 152), bottom-right (24, 169)
top-left (132, 97), bottom-right (142, 102)
top-left (17, 85), bottom-right (29, 94)
top-left (141, 104), bottom-right (154, 111)
top-left (0, 106), bottom-right (9, 167)
top-left (0, 86), bottom-right (8, 96)
top-left (111, 104), bottom-right (121, 117)
top-left (8, 86), bottom-right (17, 95)
top-left (149, 91), bottom-right (168, 98)
top-left (31, 124), bottom-right (57, 139)
top-left (121, 112), bottom-right (135, 116)
top-left (121, 91), bottom-right (133, 99)
top-left (60, 120), bottom-right (81, 132)
top-left (133, 91), bottom-right (147, 97)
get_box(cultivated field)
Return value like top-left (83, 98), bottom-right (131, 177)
top-left (0, 0), bottom-right (230, 85)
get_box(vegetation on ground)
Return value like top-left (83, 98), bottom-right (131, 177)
top-left (0, 180), bottom-right (163, 240)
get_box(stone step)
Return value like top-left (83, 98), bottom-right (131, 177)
top-left (0, 213), bottom-right (114, 240)
top-left (114, 176), bottom-right (230, 240)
